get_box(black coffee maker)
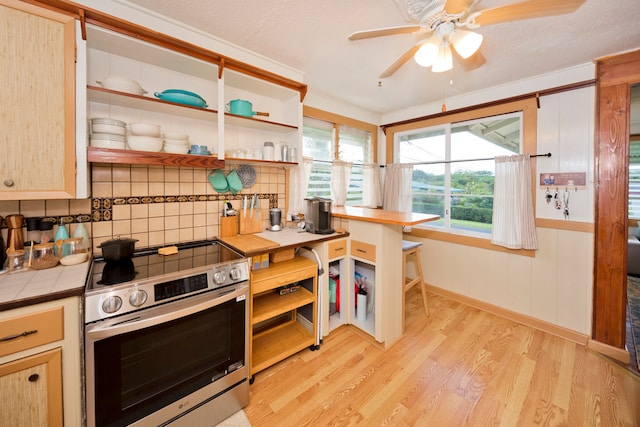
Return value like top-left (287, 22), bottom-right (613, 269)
top-left (304, 197), bottom-right (334, 234)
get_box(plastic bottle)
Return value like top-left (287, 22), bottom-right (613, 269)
top-left (54, 219), bottom-right (69, 242)
top-left (73, 221), bottom-right (90, 244)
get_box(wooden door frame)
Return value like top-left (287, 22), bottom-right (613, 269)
top-left (593, 49), bottom-right (640, 356)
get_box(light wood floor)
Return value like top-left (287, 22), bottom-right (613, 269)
top-left (245, 288), bottom-right (640, 426)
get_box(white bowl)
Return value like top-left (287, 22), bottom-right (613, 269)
top-left (96, 76), bottom-right (147, 95)
top-left (59, 252), bottom-right (88, 266)
top-left (163, 132), bottom-right (189, 141)
top-left (164, 138), bottom-right (189, 147)
top-left (91, 118), bottom-right (126, 135)
top-left (90, 132), bottom-right (126, 142)
top-left (128, 135), bottom-right (163, 152)
top-left (130, 122), bottom-right (161, 137)
top-left (163, 144), bottom-right (190, 154)
top-left (90, 139), bottom-right (126, 150)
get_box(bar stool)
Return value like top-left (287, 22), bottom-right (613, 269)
top-left (402, 240), bottom-right (429, 331)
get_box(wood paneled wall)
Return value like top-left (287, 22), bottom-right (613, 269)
top-left (594, 50), bottom-right (640, 347)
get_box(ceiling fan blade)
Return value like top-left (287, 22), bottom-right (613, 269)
top-left (348, 25), bottom-right (422, 41)
top-left (453, 49), bottom-right (486, 71)
top-left (472, 0), bottom-right (586, 27)
top-left (444, 0), bottom-right (475, 15)
top-left (378, 42), bottom-right (424, 78)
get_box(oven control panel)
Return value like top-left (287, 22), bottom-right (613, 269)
top-left (85, 259), bottom-right (250, 323)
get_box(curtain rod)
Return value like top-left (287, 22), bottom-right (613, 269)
top-left (309, 153), bottom-right (551, 167)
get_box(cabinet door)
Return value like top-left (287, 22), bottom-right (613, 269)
top-left (0, 1), bottom-right (76, 199)
top-left (0, 348), bottom-right (63, 426)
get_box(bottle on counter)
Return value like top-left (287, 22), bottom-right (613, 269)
top-left (73, 221), bottom-right (90, 245)
top-left (40, 219), bottom-right (54, 243)
top-left (26, 217), bottom-right (41, 245)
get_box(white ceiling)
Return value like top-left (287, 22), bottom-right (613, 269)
top-left (119, 0), bottom-right (639, 114)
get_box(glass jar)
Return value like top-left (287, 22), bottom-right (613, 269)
top-left (40, 220), bottom-right (54, 243)
top-left (61, 237), bottom-right (88, 257)
top-left (31, 242), bottom-right (59, 270)
top-left (7, 249), bottom-right (26, 273)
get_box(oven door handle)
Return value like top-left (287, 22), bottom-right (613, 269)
top-left (86, 287), bottom-right (245, 340)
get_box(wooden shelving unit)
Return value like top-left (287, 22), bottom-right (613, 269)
top-left (250, 256), bottom-right (318, 377)
top-left (87, 147), bottom-right (225, 168)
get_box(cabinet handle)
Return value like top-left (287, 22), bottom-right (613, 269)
top-left (334, 247), bottom-right (344, 251)
top-left (3, 179), bottom-right (14, 187)
top-left (0, 329), bottom-right (38, 342)
top-left (356, 248), bottom-right (367, 253)
top-left (28, 374), bottom-right (39, 382)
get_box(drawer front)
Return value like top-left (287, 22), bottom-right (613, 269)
top-left (327, 240), bottom-right (346, 259)
top-left (350, 240), bottom-right (376, 263)
top-left (0, 307), bottom-right (64, 358)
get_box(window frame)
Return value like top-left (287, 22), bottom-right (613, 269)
top-left (300, 106), bottom-right (378, 205)
top-left (384, 98), bottom-right (538, 255)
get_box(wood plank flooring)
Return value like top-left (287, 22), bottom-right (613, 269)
top-left (244, 288), bottom-right (640, 426)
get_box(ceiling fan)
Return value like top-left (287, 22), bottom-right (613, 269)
top-left (349, 0), bottom-right (586, 78)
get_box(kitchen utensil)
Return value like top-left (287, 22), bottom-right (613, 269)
top-left (208, 169), bottom-right (228, 193)
top-left (236, 164), bottom-right (256, 188)
top-left (129, 122), bottom-right (161, 136)
top-left (154, 89), bottom-right (208, 108)
top-left (226, 99), bottom-right (269, 118)
top-left (97, 236), bottom-right (138, 261)
top-left (96, 76), bottom-right (147, 95)
top-left (6, 214), bottom-right (24, 252)
top-left (227, 169), bottom-right (243, 195)
top-left (127, 136), bottom-right (163, 152)
top-left (269, 208), bottom-right (282, 231)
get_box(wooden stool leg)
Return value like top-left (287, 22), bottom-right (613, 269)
top-left (414, 246), bottom-right (429, 317)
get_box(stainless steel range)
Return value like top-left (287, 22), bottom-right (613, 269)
top-left (84, 240), bottom-right (250, 427)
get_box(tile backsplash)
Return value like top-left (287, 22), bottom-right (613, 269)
top-left (0, 163), bottom-right (286, 253)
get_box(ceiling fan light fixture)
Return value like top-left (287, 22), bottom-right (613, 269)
top-left (413, 36), bottom-right (440, 67)
top-left (450, 29), bottom-right (483, 59)
top-left (431, 41), bottom-right (452, 72)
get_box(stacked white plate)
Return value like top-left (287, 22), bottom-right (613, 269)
top-left (163, 132), bottom-right (190, 154)
top-left (90, 118), bottom-right (127, 149)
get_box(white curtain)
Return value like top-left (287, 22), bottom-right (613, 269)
top-left (382, 163), bottom-right (413, 212)
top-left (491, 154), bottom-right (538, 250)
top-left (331, 160), bottom-right (352, 206)
top-left (300, 156), bottom-right (314, 217)
top-left (362, 163), bottom-right (382, 208)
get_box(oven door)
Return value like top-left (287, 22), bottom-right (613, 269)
top-left (85, 283), bottom-right (249, 427)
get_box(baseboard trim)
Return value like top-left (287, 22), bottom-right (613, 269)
top-left (424, 283), bottom-right (590, 346)
top-left (587, 339), bottom-right (631, 364)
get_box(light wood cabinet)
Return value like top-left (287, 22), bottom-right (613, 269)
top-left (0, 348), bottom-right (63, 426)
top-left (0, 297), bottom-right (82, 426)
top-left (0, 0), bottom-right (77, 199)
top-left (250, 256), bottom-right (317, 376)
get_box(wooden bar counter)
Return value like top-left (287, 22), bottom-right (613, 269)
top-left (330, 206), bottom-right (439, 347)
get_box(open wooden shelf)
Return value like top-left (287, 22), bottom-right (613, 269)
top-left (87, 147), bottom-right (225, 168)
top-left (252, 288), bottom-right (314, 324)
top-left (251, 320), bottom-right (314, 374)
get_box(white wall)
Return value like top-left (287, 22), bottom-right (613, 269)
top-left (402, 69), bottom-right (596, 335)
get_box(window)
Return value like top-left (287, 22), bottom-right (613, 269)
top-left (302, 107), bottom-right (377, 206)
top-left (385, 98), bottom-right (537, 248)
top-left (630, 137), bottom-right (640, 219)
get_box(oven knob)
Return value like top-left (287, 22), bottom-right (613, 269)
top-left (102, 296), bottom-right (123, 314)
top-left (213, 270), bottom-right (227, 285)
top-left (229, 267), bottom-right (242, 281)
top-left (129, 290), bottom-right (148, 307)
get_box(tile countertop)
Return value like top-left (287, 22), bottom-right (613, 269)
top-left (0, 261), bottom-right (90, 311)
top-left (222, 227), bottom-right (348, 257)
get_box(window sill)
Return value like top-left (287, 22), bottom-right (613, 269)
top-left (407, 226), bottom-right (536, 257)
